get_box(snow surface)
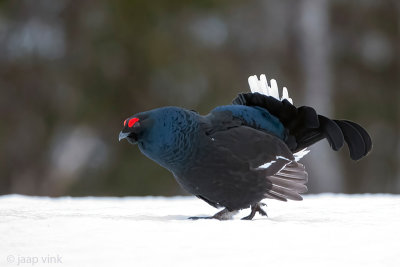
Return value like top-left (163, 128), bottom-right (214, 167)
top-left (1, 194), bottom-right (399, 267)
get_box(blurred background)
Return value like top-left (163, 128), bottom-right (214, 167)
top-left (0, 0), bottom-right (399, 197)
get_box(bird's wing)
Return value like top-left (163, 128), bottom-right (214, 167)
top-left (208, 125), bottom-right (294, 173)
top-left (211, 126), bottom-right (309, 200)
top-left (187, 125), bottom-right (307, 209)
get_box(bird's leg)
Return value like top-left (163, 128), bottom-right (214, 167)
top-left (189, 208), bottom-right (239, 220)
top-left (241, 206), bottom-right (257, 220)
top-left (241, 202), bottom-right (268, 220)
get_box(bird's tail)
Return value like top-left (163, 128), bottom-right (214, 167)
top-left (233, 75), bottom-right (372, 160)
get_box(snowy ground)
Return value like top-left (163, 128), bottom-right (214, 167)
top-left (1, 194), bottom-right (399, 267)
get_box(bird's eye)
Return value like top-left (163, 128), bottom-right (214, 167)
top-left (128, 118), bottom-right (140, 128)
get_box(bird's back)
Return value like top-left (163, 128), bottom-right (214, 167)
top-left (209, 105), bottom-right (286, 139)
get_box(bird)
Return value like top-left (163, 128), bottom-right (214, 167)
top-left (119, 74), bottom-right (372, 220)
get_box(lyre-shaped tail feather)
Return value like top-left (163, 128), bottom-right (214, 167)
top-left (233, 74), bottom-right (372, 160)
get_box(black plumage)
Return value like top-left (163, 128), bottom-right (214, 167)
top-left (232, 92), bottom-right (372, 160)
top-left (119, 82), bottom-right (372, 220)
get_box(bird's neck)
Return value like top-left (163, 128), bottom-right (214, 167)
top-left (138, 110), bottom-right (200, 173)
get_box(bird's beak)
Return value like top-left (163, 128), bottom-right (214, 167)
top-left (119, 131), bottom-right (130, 141)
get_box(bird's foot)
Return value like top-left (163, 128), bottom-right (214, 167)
top-left (189, 208), bottom-right (238, 221)
top-left (241, 203), bottom-right (268, 220)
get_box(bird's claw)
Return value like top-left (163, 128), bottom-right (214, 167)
top-left (241, 202), bottom-right (268, 220)
top-left (257, 207), bottom-right (268, 217)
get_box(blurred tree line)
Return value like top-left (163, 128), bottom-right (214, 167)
top-left (0, 0), bottom-right (399, 196)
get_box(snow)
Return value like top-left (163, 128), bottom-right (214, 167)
top-left (1, 194), bottom-right (399, 267)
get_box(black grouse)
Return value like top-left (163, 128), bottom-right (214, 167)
top-left (119, 74), bottom-right (372, 220)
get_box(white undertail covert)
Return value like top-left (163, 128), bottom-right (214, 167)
top-left (248, 74), bottom-right (293, 104)
top-left (248, 74), bottom-right (309, 162)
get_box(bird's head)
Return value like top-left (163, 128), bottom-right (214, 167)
top-left (119, 107), bottom-right (197, 149)
top-left (119, 114), bottom-right (149, 145)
